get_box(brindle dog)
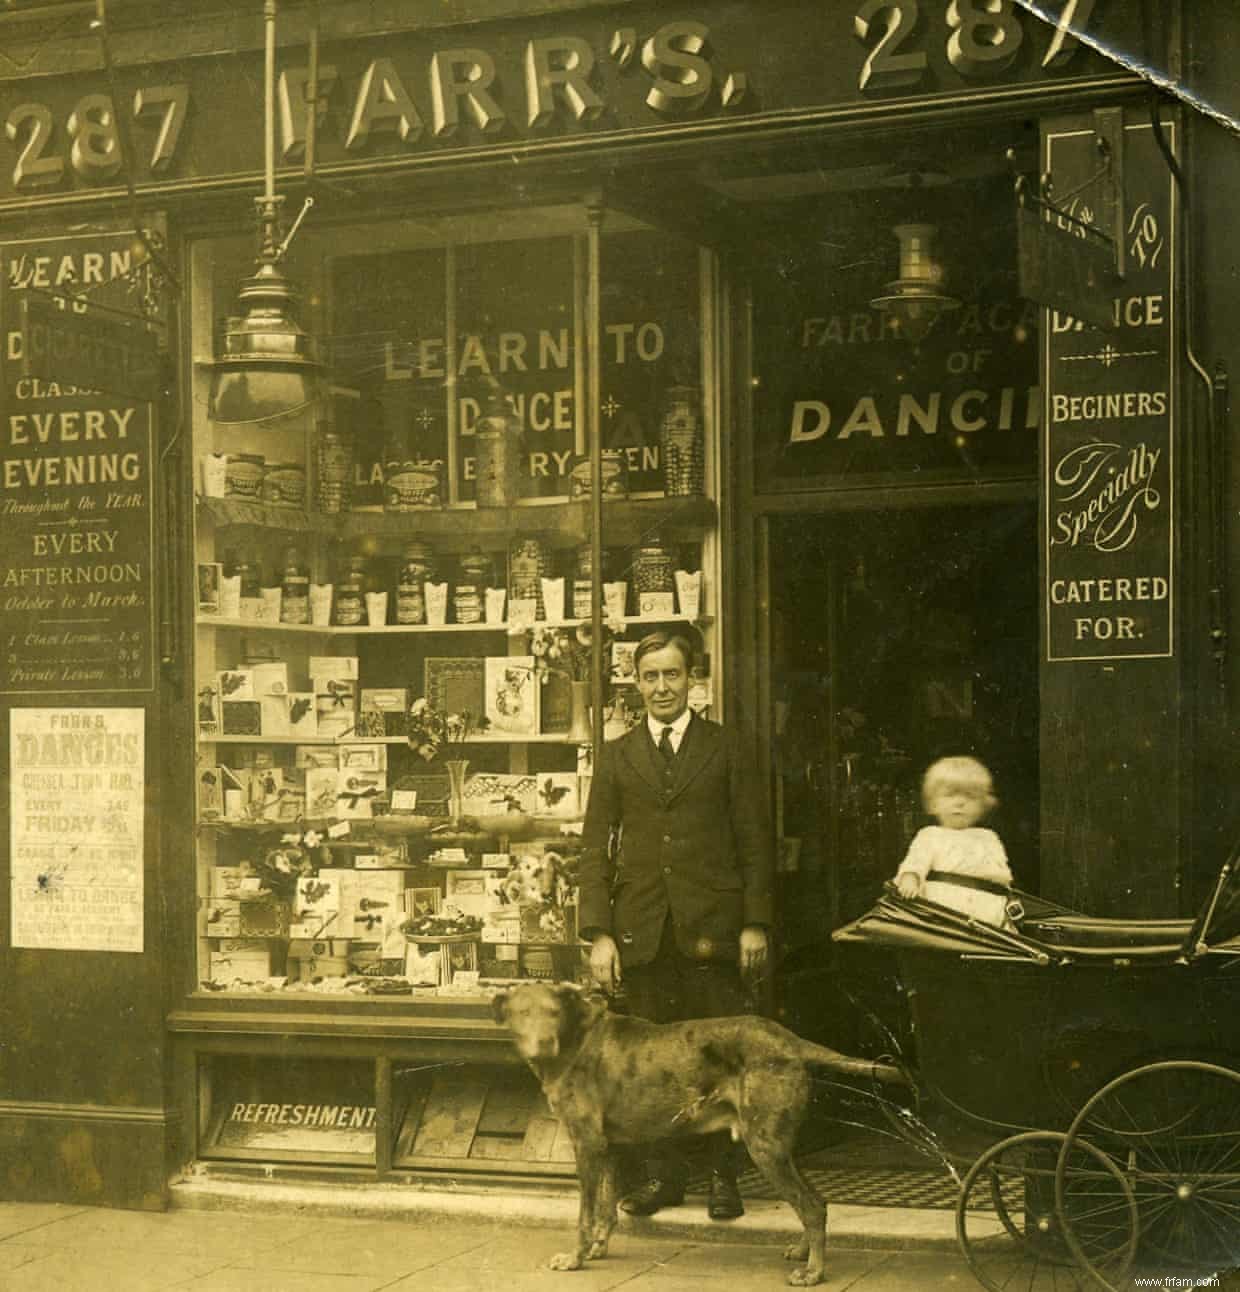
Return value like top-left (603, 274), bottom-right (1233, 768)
top-left (492, 982), bottom-right (906, 1286)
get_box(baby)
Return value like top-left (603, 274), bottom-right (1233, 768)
top-left (894, 756), bottom-right (1017, 927)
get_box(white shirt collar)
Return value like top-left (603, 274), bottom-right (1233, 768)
top-left (647, 707), bottom-right (692, 749)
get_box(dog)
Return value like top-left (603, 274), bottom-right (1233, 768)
top-left (492, 982), bottom-right (907, 1286)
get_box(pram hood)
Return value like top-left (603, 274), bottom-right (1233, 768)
top-left (833, 862), bottom-right (1240, 967)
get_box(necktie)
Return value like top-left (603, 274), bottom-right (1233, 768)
top-left (658, 725), bottom-right (676, 763)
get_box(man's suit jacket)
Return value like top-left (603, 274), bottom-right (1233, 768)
top-left (577, 712), bottom-right (774, 968)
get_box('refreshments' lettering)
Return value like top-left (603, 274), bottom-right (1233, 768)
top-left (226, 1102), bottom-right (377, 1128)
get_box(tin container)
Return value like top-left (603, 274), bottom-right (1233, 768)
top-left (335, 556), bottom-right (368, 626)
top-left (385, 460), bottom-right (443, 511)
top-left (224, 454), bottom-right (265, 501)
top-left (474, 390), bottom-right (521, 507)
top-left (316, 427), bottom-right (353, 514)
top-left (261, 462), bottom-right (307, 508)
top-left (569, 450), bottom-right (628, 500)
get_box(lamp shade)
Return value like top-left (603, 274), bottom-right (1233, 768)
top-left (869, 222), bottom-right (960, 347)
top-left (209, 258), bottom-right (321, 424)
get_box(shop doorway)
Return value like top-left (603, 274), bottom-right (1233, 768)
top-left (769, 501), bottom-right (1039, 955)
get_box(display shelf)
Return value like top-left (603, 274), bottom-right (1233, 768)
top-left (197, 495), bottom-right (316, 531)
top-left (198, 733), bottom-right (580, 745)
top-left (199, 494), bottom-right (717, 549)
top-left (196, 613), bottom-right (715, 635)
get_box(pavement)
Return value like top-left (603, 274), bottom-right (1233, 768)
top-left (0, 1190), bottom-right (983, 1292)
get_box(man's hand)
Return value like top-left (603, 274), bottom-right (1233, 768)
top-left (739, 925), bottom-right (768, 981)
top-left (896, 873), bottom-right (923, 900)
top-left (589, 933), bottom-right (622, 993)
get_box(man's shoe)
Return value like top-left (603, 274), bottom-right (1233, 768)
top-left (619, 1178), bottom-right (685, 1216)
top-left (707, 1171), bottom-right (745, 1221)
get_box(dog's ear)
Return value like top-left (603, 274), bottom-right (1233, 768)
top-left (491, 990), bottom-right (510, 1025)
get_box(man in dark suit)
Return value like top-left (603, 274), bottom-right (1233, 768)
top-left (578, 630), bottom-right (774, 1220)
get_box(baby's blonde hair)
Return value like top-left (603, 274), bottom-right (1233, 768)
top-left (921, 756), bottom-right (997, 814)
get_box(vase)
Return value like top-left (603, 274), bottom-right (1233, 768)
top-left (444, 758), bottom-right (470, 827)
top-left (568, 681), bottom-right (593, 744)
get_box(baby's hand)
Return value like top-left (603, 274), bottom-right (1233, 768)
top-left (896, 873), bottom-right (923, 900)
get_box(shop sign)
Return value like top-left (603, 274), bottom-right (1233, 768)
top-left (754, 184), bottom-right (1039, 487)
top-left (208, 1063), bottom-right (377, 1157)
top-left (0, 231), bottom-right (156, 694)
top-left (20, 290), bottom-right (160, 403)
top-left (1043, 120), bottom-right (1176, 661)
top-left (10, 707), bottom-right (144, 953)
top-left (334, 229), bottom-right (697, 500)
top-left (0, 3), bottom-right (1138, 206)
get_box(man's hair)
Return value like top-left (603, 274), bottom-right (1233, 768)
top-left (633, 630), bottom-right (694, 675)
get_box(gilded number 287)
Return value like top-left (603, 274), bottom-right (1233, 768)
top-left (854, 0), bottom-right (1097, 92)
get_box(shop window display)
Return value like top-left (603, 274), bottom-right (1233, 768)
top-left (190, 209), bottom-right (723, 1002)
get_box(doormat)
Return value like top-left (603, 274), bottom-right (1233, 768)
top-left (688, 1164), bottom-right (978, 1211)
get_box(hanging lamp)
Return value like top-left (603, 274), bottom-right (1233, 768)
top-left (869, 223), bottom-right (960, 347)
top-left (209, 0), bottom-right (320, 424)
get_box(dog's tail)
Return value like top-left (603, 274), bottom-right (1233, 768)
top-left (793, 1038), bottom-right (909, 1087)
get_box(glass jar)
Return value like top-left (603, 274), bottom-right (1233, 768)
top-left (315, 426), bottom-right (353, 514)
top-left (395, 541), bottom-right (435, 625)
top-left (508, 537), bottom-right (548, 616)
top-left (335, 554), bottom-right (368, 626)
top-left (572, 543), bottom-right (602, 620)
top-left (224, 548), bottom-right (262, 600)
top-left (632, 535), bottom-right (675, 594)
top-left (453, 549), bottom-right (492, 624)
top-left (280, 546), bottom-right (310, 624)
top-left (474, 389), bottom-right (520, 507)
top-left (659, 385), bottom-right (705, 497)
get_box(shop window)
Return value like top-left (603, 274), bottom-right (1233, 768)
top-left (188, 207), bottom-right (724, 1003)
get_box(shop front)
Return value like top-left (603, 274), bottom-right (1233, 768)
top-left (0, 0), bottom-right (1229, 1210)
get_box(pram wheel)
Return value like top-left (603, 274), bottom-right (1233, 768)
top-left (1058, 1060), bottom-right (1240, 1277)
top-left (957, 1131), bottom-right (1137, 1291)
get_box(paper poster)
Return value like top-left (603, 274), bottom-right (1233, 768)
top-left (10, 707), bottom-right (144, 952)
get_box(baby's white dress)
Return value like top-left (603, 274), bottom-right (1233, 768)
top-left (895, 826), bottom-right (1014, 926)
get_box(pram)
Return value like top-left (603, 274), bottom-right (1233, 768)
top-left (833, 858), bottom-right (1240, 1290)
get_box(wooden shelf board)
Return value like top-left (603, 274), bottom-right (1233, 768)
top-left (196, 614), bottom-right (714, 635)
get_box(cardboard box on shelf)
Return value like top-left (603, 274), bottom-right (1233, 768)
top-left (518, 901), bottom-right (579, 945)
top-left (197, 767), bottom-right (224, 820)
top-left (288, 872), bottom-right (342, 940)
top-left (310, 656), bottom-right (359, 685)
top-left (359, 687), bottom-right (409, 738)
top-left (461, 772), bottom-right (538, 817)
top-left (315, 685), bottom-right (356, 739)
top-left (209, 939), bottom-right (279, 981)
top-left (250, 661), bottom-right (289, 696)
top-left (197, 687), bottom-right (220, 737)
top-left (259, 695), bottom-right (290, 738)
top-left (238, 897), bottom-right (290, 937)
top-left (202, 899), bottom-right (241, 937)
top-left (305, 767), bottom-right (341, 818)
top-left (481, 907), bottom-right (521, 944)
top-left (531, 773), bottom-right (579, 819)
top-left (335, 769), bottom-right (385, 820)
top-left (209, 865), bottom-right (246, 898)
top-left (221, 700), bottom-right (263, 737)
top-left (287, 693), bottom-right (317, 737)
top-left (319, 868), bottom-right (405, 939)
top-left (216, 668), bottom-right (255, 702)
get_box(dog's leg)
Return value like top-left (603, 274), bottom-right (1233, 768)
top-left (586, 1150), bottom-right (618, 1259)
top-left (739, 1074), bottom-right (827, 1286)
top-left (549, 1138), bottom-right (603, 1271)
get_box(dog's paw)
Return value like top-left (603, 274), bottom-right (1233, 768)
top-left (786, 1265), bottom-right (826, 1287)
top-left (783, 1239), bottom-right (810, 1262)
top-left (548, 1252), bottom-right (584, 1272)
top-left (586, 1239), bottom-right (609, 1260)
